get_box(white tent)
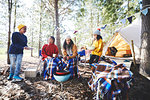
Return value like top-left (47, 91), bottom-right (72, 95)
top-left (104, 17), bottom-right (141, 59)
top-left (119, 17), bottom-right (141, 48)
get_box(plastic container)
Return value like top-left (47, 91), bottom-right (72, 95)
top-left (54, 70), bottom-right (71, 82)
top-left (24, 68), bottom-right (37, 78)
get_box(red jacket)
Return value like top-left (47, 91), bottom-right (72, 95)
top-left (41, 43), bottom-right (59, 60)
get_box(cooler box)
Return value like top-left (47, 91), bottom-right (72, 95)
top-left (24, 68), bottom-right (37, 78)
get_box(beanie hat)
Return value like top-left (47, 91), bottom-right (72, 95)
top-left (18, 24), bottom-right (26, 31)
top-left (50, 36), bottom-right (55, 42)
top-left (93, 28), bottom-right (101, 35)
top-left (66, 35), bottom-right (71, 39)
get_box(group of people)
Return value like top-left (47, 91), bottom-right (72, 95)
top-left (41, 35), bottom-right (78, 80)
top-left (8, 24), bottom-right (104, 82)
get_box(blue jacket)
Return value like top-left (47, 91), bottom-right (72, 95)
top-left (9, 32), bottom-right (27, 54)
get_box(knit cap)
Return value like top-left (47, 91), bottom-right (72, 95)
top-left (66, 35), bottom-right (71, 39)
top-left (93, 28), bottom-right (101, 35)
top-left (18, 24), bottom-right (26, 31)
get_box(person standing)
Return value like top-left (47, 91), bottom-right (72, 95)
top-left (89, 28), bottom-right (103, 66)
top-left (8, 24), bottom-right (29, 81)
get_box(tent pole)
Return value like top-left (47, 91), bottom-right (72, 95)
top-left (131, 40), bottom-right (136, 66)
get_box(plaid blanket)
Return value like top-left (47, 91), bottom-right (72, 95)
top-left (43, 58), bottom-right (61, 80)
top-left (61, 57), bottom-right (79, 78)
top-left (88, 63), bottom-right (133, 99)
top-left (43, 57), bottom-right (79, 80)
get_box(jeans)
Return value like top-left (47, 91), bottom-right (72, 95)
top-left (9, 54), bottom-right (23, 76)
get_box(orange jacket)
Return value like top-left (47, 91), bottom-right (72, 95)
top-left (63, 44), bottom-right (78, 59)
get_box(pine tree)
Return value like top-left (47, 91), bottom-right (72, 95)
top-left (140, 0), bottom-right (150, 77)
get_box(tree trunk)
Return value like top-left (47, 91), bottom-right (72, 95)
top-left (31, 31), bottom-right (33, 57)
top-left (140, 0), bottom-right (150, 77)
top-left (13, 0), bottom-right (17, 32)
top-left (54, 0), bottom-right (62, 55)
top-left (52, 16), bottom-right (55, 36)
top-left (90, 8), bottom-right (93, 38)
top-left (38, 0), bottom-right (42, 57)
top-left (7, 0), bottom-right (12, 64)
top-left (127, 0), bottom-right (130, 16)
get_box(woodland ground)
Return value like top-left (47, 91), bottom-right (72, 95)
top-left (0, 51), bottom-right (150, 100)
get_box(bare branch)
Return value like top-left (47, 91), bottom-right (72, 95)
top-left (42, 0), bottom-right (54, 15)
top-left (59, 9), bottom-right (71, 15)
top-left (48, 0), bottom-right (54, 8)
top-left (59, 0), bottom-right (74, 15)
top-left (60, 16), bottom-right (65, 22)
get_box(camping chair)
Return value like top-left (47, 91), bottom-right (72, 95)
top-left (78, 50), bottom-right (87, 67)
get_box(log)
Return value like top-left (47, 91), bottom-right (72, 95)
top-left (3, 66), bottom-right (10, 75)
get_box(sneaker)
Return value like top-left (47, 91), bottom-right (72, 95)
top-left (7, 74), bottom-right (14, 80)
top-left (12, 76), bottom-right (23, 82)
